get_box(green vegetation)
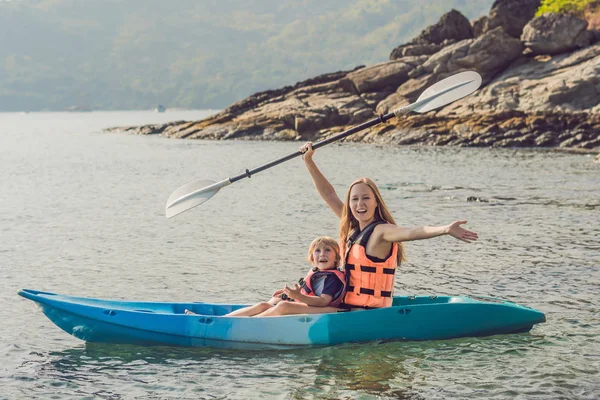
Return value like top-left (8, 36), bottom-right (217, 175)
top-left (536, 0), bottom-right (597, 16)
top-left (0, 0), bottom-right (494, 111)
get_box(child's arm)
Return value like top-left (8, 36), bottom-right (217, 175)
top-left (377, 220), bottom-right (478, 243)
top-left (283, 284), bottom-right (334, 307)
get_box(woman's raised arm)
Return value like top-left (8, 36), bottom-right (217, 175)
top-left (300, 142), bottom-right (344, 219)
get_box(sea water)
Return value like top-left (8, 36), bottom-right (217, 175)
top-left (1, 111), bottom-right (598, 399)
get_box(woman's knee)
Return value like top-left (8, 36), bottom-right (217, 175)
top-left (271, 301), bottom-right (293, 314)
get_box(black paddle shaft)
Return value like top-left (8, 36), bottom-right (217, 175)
top-left (229, 111), bottom-right (396, 183)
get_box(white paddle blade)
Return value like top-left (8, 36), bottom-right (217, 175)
top-left (413, 71), bottom-right (482, 113)
top-left (165, 179), bottom-right (227, 219)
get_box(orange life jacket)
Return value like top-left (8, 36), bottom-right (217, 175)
top-left (343, 221), bottom-right (398, 308)
top-left (299, 267), bottom-right (347, 307)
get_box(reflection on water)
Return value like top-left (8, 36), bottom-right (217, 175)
top-left (300, 343), bottom-right (418, 399)
top-left (14, 333), bottom-right (556, 399)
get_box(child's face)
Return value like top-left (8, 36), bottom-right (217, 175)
top-left (311, 244), bottom-right (337, 270)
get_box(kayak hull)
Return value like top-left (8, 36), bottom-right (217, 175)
top-left (19, 289), bottom-right (545, 350)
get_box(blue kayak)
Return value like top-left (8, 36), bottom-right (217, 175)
top-left (19, 289), bottom-right (545, 350)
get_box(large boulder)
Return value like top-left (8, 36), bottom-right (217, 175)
top-left (414, 9), bottom-right (474, 44)
top-left (342, 56), bottom-right (428, 94)
top-left (390, 9), bottom-right (472, 59)
top-left (390, 43), bottom-right (444, 59)
top-left (420, 27), bottom-right (523, 79)
top-left (377, 27), bottom-right (523, 114)
top-left (521, 13), bottom-right (592, 55)
top-left (439, 43), bottom-right (600, 115)
top-left (483, 0), bottom-right (541, 38)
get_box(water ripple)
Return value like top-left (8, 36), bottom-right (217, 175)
top-left (1, 113), bottom-right (599, 399)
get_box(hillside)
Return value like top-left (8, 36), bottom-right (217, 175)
top-left (111, 0), bottom-right (600, 151)
top-left (0, 0), bottom-right (493, 111)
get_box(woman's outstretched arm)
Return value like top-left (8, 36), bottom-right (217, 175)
top-left (377, 220), bottom-right (478, 244)
top-left (300, 142), bottom-right (344, 218)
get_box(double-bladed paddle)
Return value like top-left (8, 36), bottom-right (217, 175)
top-left (165, 70), bottom-right (482, 218)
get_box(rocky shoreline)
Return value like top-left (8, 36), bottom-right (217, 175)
top-left (107, 0), bottom-right (600, 156)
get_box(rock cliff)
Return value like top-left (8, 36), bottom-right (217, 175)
top-left (109, 0), bottom-right (600, 150)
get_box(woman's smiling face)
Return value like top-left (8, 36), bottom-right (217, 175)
top-left (349, 183), bottom-right (378, 224)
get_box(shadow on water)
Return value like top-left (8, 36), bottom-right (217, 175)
top-left (23, 333), bottom-right (548, 399)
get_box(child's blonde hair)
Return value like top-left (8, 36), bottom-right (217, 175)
top-left (307, 236), bottom-right (341, 266)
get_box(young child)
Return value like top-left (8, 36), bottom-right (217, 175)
top-left (186, 236), bottom-right (346, 317)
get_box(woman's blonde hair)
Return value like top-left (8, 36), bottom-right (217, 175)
top-left (307, 236), bottom-right (341, 266)
top-left (340, 178), bottom-right (405, 264)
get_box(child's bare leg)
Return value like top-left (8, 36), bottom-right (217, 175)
top-left (258, 301), bottom-right (338, 317)
top-left (227, 302), bottom-right (274, 317)
top-left (185, 297), bottom-right (280, 316)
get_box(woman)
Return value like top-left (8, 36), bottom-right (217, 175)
top-left (299, 142), bottom-right (478, 310)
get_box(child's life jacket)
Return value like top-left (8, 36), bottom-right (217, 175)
top-left (298, 267), bottom-right (347, 307)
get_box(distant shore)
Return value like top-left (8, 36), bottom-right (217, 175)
top-left (108, 1), bottom-right (600, 156)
